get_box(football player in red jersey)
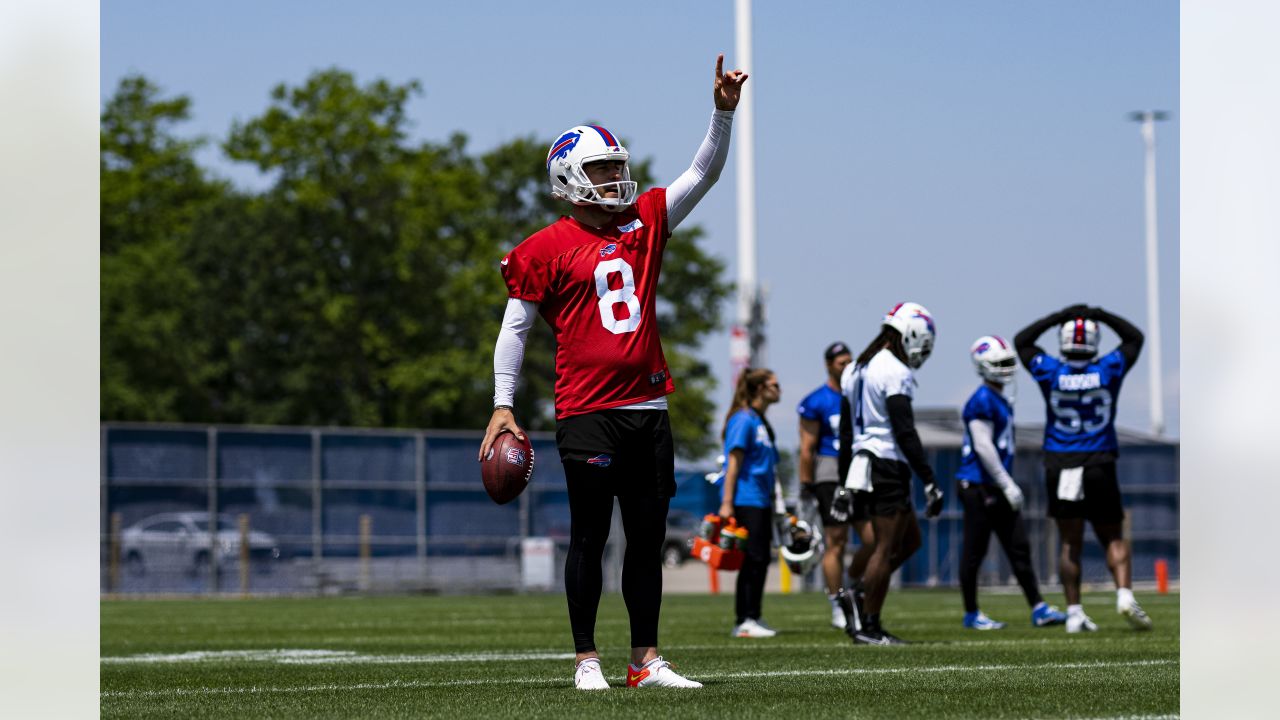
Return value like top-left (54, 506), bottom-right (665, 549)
top-left (478, 54), bottom-right (747, 690)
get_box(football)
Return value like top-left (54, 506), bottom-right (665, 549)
top-left (481, 431), bottom-right (535, 505)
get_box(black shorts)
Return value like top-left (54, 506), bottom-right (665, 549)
top-left (811, 482), bottom-right (870, 526)
top-left (555, 409), bottom-right (676, 498)
top-left (1045, 461), bottom-right (1124, 524)
top-left (863, 454), bottom-right (913, 518)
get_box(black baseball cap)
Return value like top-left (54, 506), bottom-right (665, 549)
top-left (824, 341), bottom-right (852, 362)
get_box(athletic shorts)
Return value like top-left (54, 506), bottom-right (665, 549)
top-left (863, 454), bottom-right (913, 518)
top-left (555, 409), bottom-right (676, 499)
top-left (811, 481), bottom-right (869, 526)
top-left (1045, 461), bottom-right (1124, 524)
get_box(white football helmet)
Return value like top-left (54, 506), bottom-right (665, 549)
top-left (883, 302), bottom-right (936, 369)
top-left (546, 125), bottom-right (638, 211)
top-left (1059, 317), bottom-right (1100, 358)
top-left (779, 519), bottom-right (820, 575)
top-left (970, 335), bottom-right (1017, 384)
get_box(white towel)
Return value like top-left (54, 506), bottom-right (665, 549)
top-left (1057, 467), bottom-right (1085, 501)
top-left (845, 454), bottom-right (872, 492)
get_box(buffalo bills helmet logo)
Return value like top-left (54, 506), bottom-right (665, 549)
top-left (546, 131), bottom-right (581, 170)
top-left (505, 448), bottom-right (526, 466)
top-left (975, 342), bottom-right (992, 354)
top-left (586, 454), bottom-right (612, 468)
top-left (599, 243), bottom-right (617, 257)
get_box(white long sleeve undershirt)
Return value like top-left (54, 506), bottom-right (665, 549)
top-left (666, 109), bottom-right (735, 231)
top-left (966, 419), bottom-right (1017, 489)
top-left (491, 109), bottom-right (734, 410)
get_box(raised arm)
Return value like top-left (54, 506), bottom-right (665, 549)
top-left (1013, 303), bottom-right (1088, 368)
top-left (1089, 306), bottom-right (1145, 369)
top-left (666, 54), bottom-right (747, 230)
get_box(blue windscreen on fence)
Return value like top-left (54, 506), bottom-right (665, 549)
top-left (101, 423), bottom-right (1178, 594)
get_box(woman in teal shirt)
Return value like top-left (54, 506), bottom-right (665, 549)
top-left (717, 368), bottom-right (782, 638)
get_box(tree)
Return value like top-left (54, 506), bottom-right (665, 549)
top-left (100, 76), bottom-right (223, 420)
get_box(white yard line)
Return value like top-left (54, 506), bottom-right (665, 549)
top-left (101, 634), bottom-right (1163, 666)
top-left (101, 658), bottom-right (1176, 699)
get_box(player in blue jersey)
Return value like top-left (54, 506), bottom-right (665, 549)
top-left (1014, 304), bottom-right (1153, 632)
top-left (797, 342), bottom-right (877, 631)
top-left (717, 368), bottom-right (783, 638)
top-left (956, 336), bottom-right (1067, 630)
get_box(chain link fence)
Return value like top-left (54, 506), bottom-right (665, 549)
top-left (100, 422), bottom-right (1177, 596)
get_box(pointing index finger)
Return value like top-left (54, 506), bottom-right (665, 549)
top-left (715, 53), bottom-right (724, 79)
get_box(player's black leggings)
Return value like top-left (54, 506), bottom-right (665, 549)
top-left (563, 460), bottom-right (670, 653)
top-left (733, 505), bottom-right (773, 624)
top-left (958, 482), bottom-right (1043, 613)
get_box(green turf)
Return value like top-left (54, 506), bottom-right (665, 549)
top-left (101, 589), bottom-right (1178, 719)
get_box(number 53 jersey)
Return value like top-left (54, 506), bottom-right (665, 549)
top-left (500, 188), bottom-right (675, 419)
top-left (1028, 349), bottom-right (1130, 454)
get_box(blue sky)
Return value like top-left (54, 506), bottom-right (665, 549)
top-left (102, 0), bottom-right (1179, 449)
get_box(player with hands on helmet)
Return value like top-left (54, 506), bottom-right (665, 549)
top-left (716, 368), bottom-right (783, 639)
top-left (481, 53), bottom-right (747, 691)
top-left (956, 335), bottom-right (1067, 631)
top-left (833, 302), bottom-right (941, 645)
top-left (1014, 303), bottom-right (1153, 634)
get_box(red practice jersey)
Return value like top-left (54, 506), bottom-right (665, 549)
top-left (501, 188), bottom-right (675, 419)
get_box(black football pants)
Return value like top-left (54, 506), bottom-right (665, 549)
top-left (559, 411), bottom-right (674, 654)
top-left (733, 505), bottom-right (774, 624)
top-left (958, 482), bottom-right (1043, 613)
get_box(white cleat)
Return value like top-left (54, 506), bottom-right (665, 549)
top-left (830, 601), bottom-right (848, 630)
top-left (1118, 599), bottom-right (1154, 631)
top-left (573, 657), bottom-right (610, 690)
top-left (626, 656), bottom-right (702, 689)
top-left (1066, 611), bottom-right (1099, 633)
top-left (731, 617), bottom-right (777, 638)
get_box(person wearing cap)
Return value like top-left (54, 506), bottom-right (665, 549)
top-left (796, 341), bottom-right (876, 631)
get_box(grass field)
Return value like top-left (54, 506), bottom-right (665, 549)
top-left (101, 589), bottom-right (1178, 719)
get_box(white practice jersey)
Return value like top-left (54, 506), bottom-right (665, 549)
top-left (840, 348), bottom-right (917, 463)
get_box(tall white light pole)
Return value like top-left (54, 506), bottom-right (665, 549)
top-left (1128, 110), bottom-right (1168, 436)
top-left (731, 0), bottom-right (765, 378)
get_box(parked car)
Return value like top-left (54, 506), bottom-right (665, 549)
top-left (121, 512), bottom-right (281, 577)
top-left (663, 510), bottom-right (700, 568)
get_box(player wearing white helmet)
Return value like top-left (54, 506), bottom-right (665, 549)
top-left (831, 302), bottom-right (943, 645)
top-left (480, 54), bottom-right (748, 690)
top-left (1014, 304), bottom-right (1152, 634)
top-left (956, 336), bottom-right (1067, 630)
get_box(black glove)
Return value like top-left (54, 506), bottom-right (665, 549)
top-left (923, 483), bottom-right (944, 518)
top-left (830, 486), bottom-right (854, 524)
top-left (799, 483), bottom-right (817, 501)
top-left (1062, 303), bottom-right (1089, 319)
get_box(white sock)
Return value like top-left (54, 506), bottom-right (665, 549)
top-left (1067, 604), bottom-right (1084, 617)
top-left (829, 593), bottom-right (839, 606)
top-left (1117, 588), bottom-right (1135, 607)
